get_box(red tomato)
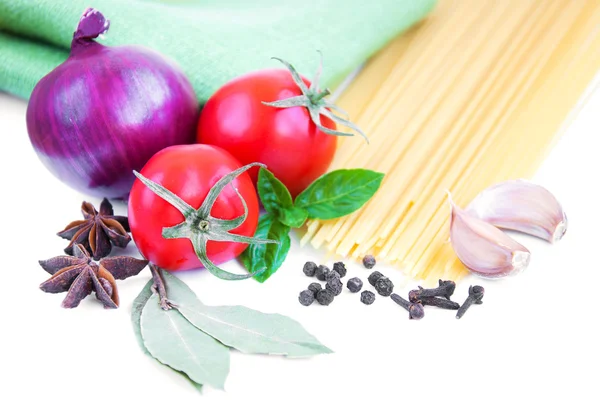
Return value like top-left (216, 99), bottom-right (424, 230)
top-left (196, 69), bottom-right (337, 197)
top-left (128, 144), bottom-right (259, 271)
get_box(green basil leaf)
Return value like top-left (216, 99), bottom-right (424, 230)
top-left (131, 281), bottom-right (203, 393)
top-left (240, 214), bottom-right (291, 283)
top-left (278, 206), bottom-right (309, 228)
top-left (161, 271), bottom-right (333, 358)
top-left (140, 293), bottom-right (230, 390)
top-left (257, 168), bottom-right (293, 214)
top-left (295, 169), bottom-right (384, 220)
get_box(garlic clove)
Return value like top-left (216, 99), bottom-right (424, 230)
top-left (449, 197), bottom-right (531, 279)
top-left (466, 179), bottom-right (567, 243)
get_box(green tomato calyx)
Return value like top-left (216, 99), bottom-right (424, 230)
top-left (133, 162), bottom-right (277, 281)
top-left (262, 53), bottom-right (369, 144)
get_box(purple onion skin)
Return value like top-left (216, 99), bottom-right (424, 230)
top-left (26, 9), bottom-right (199, 199)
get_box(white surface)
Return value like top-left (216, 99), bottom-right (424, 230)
top-left (1, 78), bottom-right (599, 418)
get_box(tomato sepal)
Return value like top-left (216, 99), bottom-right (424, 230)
top-left (132, 162), bottom-right (278, 281)
top-left (262, 54), bottom-right (369, 143)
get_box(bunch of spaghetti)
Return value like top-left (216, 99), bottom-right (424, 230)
top-left (302, 0), bottom-right (600, 284)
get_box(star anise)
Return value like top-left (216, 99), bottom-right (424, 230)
top-left (39, 244), bottom-right (148, 309)
top-left (57, 198), bottom-right (131, 260)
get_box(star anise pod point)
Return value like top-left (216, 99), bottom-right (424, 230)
top-left (57, 198), bottom-right (131, 261)
top-left (39, 244), bottom-right (148, 309)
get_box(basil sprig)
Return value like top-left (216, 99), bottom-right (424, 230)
top-left (241, 167), bottom-right (384, 282)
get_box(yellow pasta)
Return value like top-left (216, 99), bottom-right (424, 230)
top-left (303, 0), bottom-right (600, 281)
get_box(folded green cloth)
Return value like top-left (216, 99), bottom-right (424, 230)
top-left (0, 0), bottom-right (436, 102)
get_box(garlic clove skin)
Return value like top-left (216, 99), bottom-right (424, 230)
top-left (450, 198), bottom-right (531, 279)
top-left (466, 179), bottom-right (567, 243)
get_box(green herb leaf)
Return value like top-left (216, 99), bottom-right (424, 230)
top-left (131, 280), bottom-right (155, 356)
top-left (162, 271), bottom-right (333, 357)
top-left (257, 168), bottom-right (294, 214)
top-left (240, 214), bottom-right (291, 282)
top-left (140, 293), bottom-right (230, 390)
top-left (131, 281), bottom-right (203, 393)
top-left (295, 169), bottom-right (384, 220)
top-left (279, 206), bottom-right (309, 228)
top-left (257, 168), bottom-right (309, 228)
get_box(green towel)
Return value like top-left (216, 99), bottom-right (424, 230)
top-left (0, 0), bottom-right (436, 101)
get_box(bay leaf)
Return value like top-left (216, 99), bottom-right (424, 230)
top-left (140, 293), bottom-right (230, 390)
top-left (131, 280), bottom-right (154, 355)
top-left (162, 271), bottom-right (333, 358)
top-left (131, 280), bottom-right (203, 393)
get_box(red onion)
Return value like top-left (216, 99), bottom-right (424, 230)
top-left (26, 8), bottom-right (199, 199)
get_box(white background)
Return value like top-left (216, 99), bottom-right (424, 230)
top-left (1, 75), bottom-right (599, 418)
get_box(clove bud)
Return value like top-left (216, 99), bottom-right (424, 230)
top-left (391, 293), bottom-right (424, 320)
top-left (449, 195), bottom-right (531, 279)
top-left (466, 179), bottom-right (567, 243)
top-left (409, 280), bottom-right (455, 301)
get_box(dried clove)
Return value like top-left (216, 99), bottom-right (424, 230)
top-left (409, 280), bottom-right (455, 301)
top-left (391, 293), bottom-right (424, 320)
top-left (409, 291), bottom-right (460, 310)
top-left (456, 285), bottom-right (485, 319)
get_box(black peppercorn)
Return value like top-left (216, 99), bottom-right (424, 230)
top-left (362, 255), bottom-right (376, 269)
top-left (360, 290), bottom-right (376, 305)
top-left (302, 261), bottom-right (317, 277)
top-left (346, 277), bottom-right (363, 293)
top-left (332, 261), bottom-right (347, 278)
top-left (316, 289), bottom-right (335, 306)
top-left (315, 265), bottom-right (330, 281)
top-left (367, 271), bottom-right (384, 286)
top-left (374, 277), bottom-right (394, 296)
top-left (325, 270), bottom-right (341, 283)
top-left (298, 290), bottom-right (315, 306)
top-left (308, 282), bottom-right (322, 296)
top-left (326, 277), bottom-right (343, 296)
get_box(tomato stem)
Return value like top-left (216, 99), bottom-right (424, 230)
top-left (310, 88), bottom-right (331, 104)
top-left (133, 162), bottom-right (278, 280)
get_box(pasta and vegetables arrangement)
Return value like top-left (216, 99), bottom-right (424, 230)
top-left (1, 0), bottom-right (598, 394)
